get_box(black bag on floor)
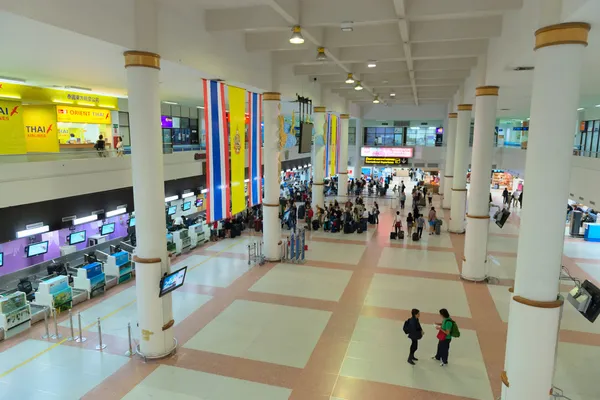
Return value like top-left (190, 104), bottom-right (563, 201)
top-left (360, 220), bottom-right (368, 231)
top-left (368, 214), bottom-right (376, 224)
top-left (312, 220), bottom-right (320, 230)
top-left (357, 226), bottom-right (363, 234)
top-left (218, 229), bottom-right (226, 238)
top-left (298, 205), bottom-right (306, 220)
top-left (390, 231), bottom-right (397, 240)
top-left (399, 231), bottom-right (405, 239)
top-left (412, 232), bottom-right (419, 241)
top-left (344, 222), bottom-right (353, 234)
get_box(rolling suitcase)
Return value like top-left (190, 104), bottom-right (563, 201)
top-left (254, 219), bottom-right (263, 232)
top-left (298, 205), bottom-right (306, 220)
top-left (435, 219), bottom-right (442, 235)
top-left (390, 231), bottom-right (397, 240)
top-left (357, 226), bottom-right (364, 234)
top-left (312, 220), bottom-right (320, 230)
top-left (399, 231), bottom-right (405, 239)
top-left (344, 222), bottom-right (353, 234)
top-left (412, 232), bottom-right (419, 241)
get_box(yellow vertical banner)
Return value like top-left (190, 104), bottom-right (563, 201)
top-left (22, 106), bottom-right (59, 153)
top-left (228, 86), bottom-right (246, 215)
top-left (330, 114), bottom-right (338, 176)
top-left (0, 100), bottom-right (27, 155)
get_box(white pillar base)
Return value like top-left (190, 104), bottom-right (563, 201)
top-left (502, 296), bottom-right (562, 400)
top-left (461, 216), bottom-right (490, 281)
top-left (312, 183), bottom-right (324, 209)
top-left (337, 172), bottom-right (348, 198)
top-left (262, 204), bottom-right (281, 261)
top-left (449, 190), bottom-right (467, 233)
top-left (439, 170), bottom-right (445, 196)
top-left (442, 177), bottom-right (453, 209)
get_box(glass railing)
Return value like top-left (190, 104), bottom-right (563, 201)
top-left (573, 150), bottom-right (600, 158)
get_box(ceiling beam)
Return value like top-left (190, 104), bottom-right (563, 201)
top-left (322, 24), bottom-right (402, 48)
top-left (415, 70), bottom-right (471, 80)
top-left (393, 0), bottom-right (418, 105)
top-left (299, 0), bottom-right (397, 27)
top-left (412, 39), bottom-right (488, 59)
top-left (413, 58), bottom-right (478, 71)
top-left (410, 16), bottom-right (503, 43)
top-left (205, 6), bottom-right (288, 31)
top-left (406, 0), bottom-right (523, 21)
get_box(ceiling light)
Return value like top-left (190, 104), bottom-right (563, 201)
top-left (73, 215), bottom-right (98, 226)
top-left (345, 73), bottom-right (355, 84)
top-left (0, 76), bottom-right (26, 84)
top-left (197, 106), bottom-right (205, 109)
top-left (162, 101), bottom-right (178, 105)
top-left (16, 225), bottom-right (49, 239)
top-left (595, 104), bottom-right (600, 108)
top-left (341, 21), bottom-right (354, 32)
top-left (316, 47), bottom-right (327, 62)
top-left (390, 93), bottom-right (396, 97)
top-left (373, 97), bottom-right (380, 104)
top-left (182, 191), bottom-right (195, 199)
top-left (106, 208), bottom-right (127, 218)
top-left (577, 108), bottom-right (584, 111)
top-left (354, 81), bottom-right (363, 91)
top-left (367, 61), bottom-right (377, 68)
top-left (165, 195), bottom-right (179, 202)
top-left (289, 26), bottom-right (305, 44)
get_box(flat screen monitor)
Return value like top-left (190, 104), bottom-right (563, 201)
top-left (129, 217), bottom-right (136, 227)
top-left (182, 201), bottom-right (191, 211)
top-left (27, 241), bottom-right (49, 258)
top-left (195, 198), bottom-right (204, 207)
top-left (159, 266), bottom-right (188, 297)
top-left (167, 206), bottom-right (177, 216)
top-left (495, 209), bottom-right (511, 228)
top-left (581, 280), bottom-right (600, 323)
top-left (0, 252), bottom-right (3, 267)
top-left (69, 230), bottom-right (86, 245)
top-left (299, 122), bottom-right (313, 154)
top-left (100, 223), bottom-right (115, 236)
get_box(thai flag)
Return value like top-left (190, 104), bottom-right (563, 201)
top-left (203, 79), bottom-right (230, 223)
top-left (248, 92), bottom-right (262, 206)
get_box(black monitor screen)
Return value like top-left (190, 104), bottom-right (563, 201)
top-left (129, 217), bottom-right (136, 227)
top-left (182, 201), bottom-right (191, 211)
top-left (69, 230), bottom-right (86, 245)
top-left (0, 252), bottom-right (3, 267)
top-left (299, 122), bottom-right (313, 154)
top-left (167, 206), bottom-right (177, 216)
top-left (159, 266), bottom-right (187, 297)
top-left (100, 223), bottom-right (115, 236)
top-left (581, 280), bottom-right (600, 323)
top-left (27, 241), bottom-right (49, 257)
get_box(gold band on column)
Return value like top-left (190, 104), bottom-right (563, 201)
top-left (340, 114), bottom-right (350, 119)
top-left (313, 182), bottom-right (324, 186)
top-left (501, 371), bottom-right (510, 388)
top-left (534, 22), bottom-right (591, 51)
top-left (124, 51), bottom-right (161, 70)
top-left (448, 113), bottom-right (458, 118)
top-left (512, 295), bottom-right (564, 309)
top-left (457, 104), bottom-right (472, 111)
top-left (475, 86), bottom-right (499, 97)
top-left (444, 175), bottom-right (453, 178)
top-left (263, 92), bottom-right (281, 101)
top-left (314, 106), bottom-right (326, 113)
top-left (133, 255), bottom-right (162, 263)
top-left (451, 188), bottom-right (468, 192)
top-left (466, 214), bottom-right (490, 219)
top-left (262, 202), bottom-right (279, 207)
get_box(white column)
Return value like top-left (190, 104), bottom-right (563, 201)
top-left (449, 104), bottom-right (472, 233)
top-left (262, 93), bottom-right (282, 261)
top-left (312, 107), bottom-right (326, 209)
top-left (502, 22), bottom-right (590, 400)
top-left (353, 118), bottom-right (363, 179)
top-left (462, 87), bottom-right (499, 281)
top-left (442, 113), bottom-right (457, 209)
top-left (338, 114), bottom-right (350, 197)
top-left (438, 102), bottom-right (451, 197)
top-left (124, 0), bottom-right (173, 358)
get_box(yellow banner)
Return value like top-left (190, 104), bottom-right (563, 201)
top-left (23, 106), bottom-right (59, 153)
top-left (0, 82), bottom-right (118, 108)
top-left (330, 114), bottom-right (338, 176)
top-left (0, 100), bottom-right (27, 155)
top-left (56, 106), bottom-right (112, 124)
top-left (228, 86), bottom-right (247, 215)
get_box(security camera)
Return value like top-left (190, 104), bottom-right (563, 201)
top-left (313, 77), bottom-right (318, 82)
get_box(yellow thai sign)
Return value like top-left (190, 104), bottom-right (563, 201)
top-left (0, 100), bottom-right (27, 155)
top-left (22, 105), bottom-right (59, 153)
top-left (0, 82), bottom-right (119, 108)
top-left (56, 106), bottom-right (112, 124)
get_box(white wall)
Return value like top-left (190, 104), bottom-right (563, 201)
top-left (570, 156), bottom-right (600, 208)
top-left (361, 104), bottom-right (447, 121)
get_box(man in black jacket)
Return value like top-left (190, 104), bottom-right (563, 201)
top-left (406, 308), bottom-right (424, 365)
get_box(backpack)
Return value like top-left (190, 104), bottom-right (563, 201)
top-left (403, 319), bottom-right (410, 335)
top-left (450, 319), bottom-right (460, 338)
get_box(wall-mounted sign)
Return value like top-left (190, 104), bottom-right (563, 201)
top-left (365, 157), bottom-right (409, 165)
top-left (360, 146), bottom-right (414, 158)
top-left (56, 106), bottom-right (112, 124)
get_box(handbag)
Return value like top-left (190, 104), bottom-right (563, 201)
top-left (436, 329), bottom-right (446, 341)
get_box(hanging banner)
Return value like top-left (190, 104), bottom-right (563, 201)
top-left (248, 92), bottom-right (263, 206)
top-left (22, 105), bottom-right (59, 153)
top-left (324, 113), bottom-right (340, 177)
top-left (202, 80), bottom-right (230, 223)
top-left (229, 86), bottom-right (246, 215)
top-left (0, 100), bottom-right (27, 155)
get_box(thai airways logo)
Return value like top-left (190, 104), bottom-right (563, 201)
top-left (0, 105), bottom-right (19, 121)
top-left (25, 124), bottom-right (53, 136)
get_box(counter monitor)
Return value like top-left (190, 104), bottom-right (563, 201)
top-left (182, 201), bottom-right (191, 211)
top-left (0, 252), bottom-right (3, 267)
top-left (69, 230), bottom-right (86, 245)
top-left (27, 241), bottom-right (49, 258)
top-left (167, 206), bottom-right (177, 216)
top-left (100, 223), bottom-right (115, 236)
top-left (159, 266), bottom-right (188, 297)
top-left (129, 217), bottom-right (136, 227)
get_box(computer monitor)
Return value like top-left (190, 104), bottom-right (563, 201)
top-left (0, 252), bottom-right (3, 267)
top-left (100, 223), bottom-right (115, 236)
top-left (159, 266), bottom-right (188, 297)
top-left (167, 206), bottom-right (177, 216)
top-left (68, 230), bottom-right (86, 245)
top-left (129, 217), bottom-right (136, 227)
top-left (581, 280), bottom-right (600, 323)
top-left (182, 201), bottom-right (191, 211)
top-left (27, 241), bottom-right (49, 257)
top-left (195, 198), bottom-right (204, 207)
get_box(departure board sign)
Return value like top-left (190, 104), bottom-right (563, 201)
top-left (365, 157), bottom-right (409, 165)
top-left (360, 147), bottom-right (414, 158)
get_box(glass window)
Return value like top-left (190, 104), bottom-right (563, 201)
top-left (118, 112), bottom-right (129, 126)
top-left (180, 117), bottom-right (190, 129)
top-left (190, 118), bottom-right (198, 129)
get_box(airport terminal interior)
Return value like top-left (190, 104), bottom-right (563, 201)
top-left (1, 0), bottom-right (600, 399)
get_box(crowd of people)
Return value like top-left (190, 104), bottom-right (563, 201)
top-left (501, 187), bottom-right (523, 209)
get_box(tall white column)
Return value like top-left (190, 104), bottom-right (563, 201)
top-left (353, 118), bottom-right (363, 179)
top-left (312, 107), bottom-right (326, 209)
top-left (438, 102), bottom-right (451, 197)
top-left (442, 113), bottom-right (457, 209)
top-left (502, 22), bottom-right (590, 400)
top-left (449, 104), bottom-right (472, 233)
top-left (262, 92), bottom-right (282, 261)
top-left (338, 114), bottom-right (350, 197)
top-left (462, 86), bottom-right (499, 281)
top-left (124, 0), bottom-right (174, 358)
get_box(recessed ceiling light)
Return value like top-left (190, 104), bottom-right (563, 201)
top-left (354, 81), bottom-right (363, 91)
top-left (316, 47), bottom-right (327, 62)
top-left (341, 21), bottom-right (354, 32)
top-left (382, 80), bottom-right (388, 84)
top-left (595, 104), bottom-right (600, 108)
top-left (367, 61), bottom-right (377, 68)
top-left (577, 107), bottom-right (584, 111)
top-left (163, 101), bottom-right (178, 105)
top-left (390, 93), bottom-right (396, 97)
top-left (289, 26), bottom-right (305, 44)
top-left (345, 73), bottom-right (355, 84)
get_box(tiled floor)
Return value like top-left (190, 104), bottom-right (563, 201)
top-left (1, 180), bottom-right (600, 400)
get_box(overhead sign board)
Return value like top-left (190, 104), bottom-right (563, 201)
top-left (361, 146), bottom-right (414, 158)
top-left (365, 157), bottom-right (409, 165)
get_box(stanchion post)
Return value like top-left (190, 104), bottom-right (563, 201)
top-left (301, 229), bottom-right (305, 262)
top-left (95, 317), bottom-right (106, 350)
top-left (50, 308), bottom-right (62, 340)
top-left (67, 310), bottom-right (75, 341)
top-left (295, 232), bottom-right (301, 263)
top-left (75, 312), bottom-right (87, 343)
top-left (125, 322), bottom-right (133, 356)
top-left (247, 244), bottom-right (251, 265)
top-left (41, 307), bottom-right (50, 340)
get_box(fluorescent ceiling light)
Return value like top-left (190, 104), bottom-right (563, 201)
top-left (577, 107), bottom-right (584, 111)
top-left (354, 81), bottom-right (363, 91)
top-left (181, 191), bottom-right (195, 198)
top-left (0, 94), bottom-right (22, 99)
top-left (289, 25), bottom-right (305, 44)
top-left (595, 104), bottom-right (600, 108)
top-left (341, 21), bottom-right (354, 32)
top-left (106, 208), bottom-right (127, 218)
top-left (390, 93), bottom-right (396, 97)
top-left (73, 215), bottom-right (98, 225)
top-left (345, 73), bottom-right (355, 84)
top-left (165, 195), bottom-right (179, 202)
top-left (201, 189), bottom-right (209, 194)
top-left (373, 97), bottom-right (380, 104)
top-left (197, 106), bottom-right (205, 109)
top-left (162, 101), bottom-right (178, 105)
top-left (16, 225), bottom-right (49, 239)
top-left (367, 61), bottom-right (377, 68)
top-left (303, 164), bottom-right (308, 168)
top-left (308, 163), bottom-right (312, 167)
top-left (316, 47), bottom-right (327, 62)
top-left (0, 76), bottom-right (26, 84)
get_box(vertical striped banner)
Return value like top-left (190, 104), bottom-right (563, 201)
top-left (202, 79), bottom-right (230, 223)
top-left (248, 92), bottom-right (263, 206)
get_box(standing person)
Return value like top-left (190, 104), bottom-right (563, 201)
top-left (393, 211), bottom-right (402, 236)
top-left (428, 191), bottom-right (433, 206)
top-left (374, 201), bottom-right (380, 224)
top-left (405, 308), bottom-right (424, 365)
top-left (518, 190), bottom-right (523, 208)
top-left (512, 190), bottom-right (519, 208)
top-left (433, 308), bottom-right (457, 366)
top-left (401, 180), bottom-right (406, 193)
top-left (502, 187), bottom-right (509, 205)
top-left (406, 212), bottom-right (414, 237)
top-left (306, 206), bottom-right (314, 231)
top-left (94, 135), bottom-right (106, 157)
top-left (116, 136), bottom-right (124, 157)
top-left (400, 191), bottom-right (406, 210)
top-left (416, 213), bottom-right (425, 239)
top-left (428, 207), bottom-right (437, 235)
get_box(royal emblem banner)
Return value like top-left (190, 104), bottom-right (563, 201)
top-left (229, 86), bottom-right (246, 215)
top-left (202, 79), bottom-right (230, 222)
top-left (325, 113), bottom-right (340, 177)
top-left (248, 92), bottom-right (263, 206)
